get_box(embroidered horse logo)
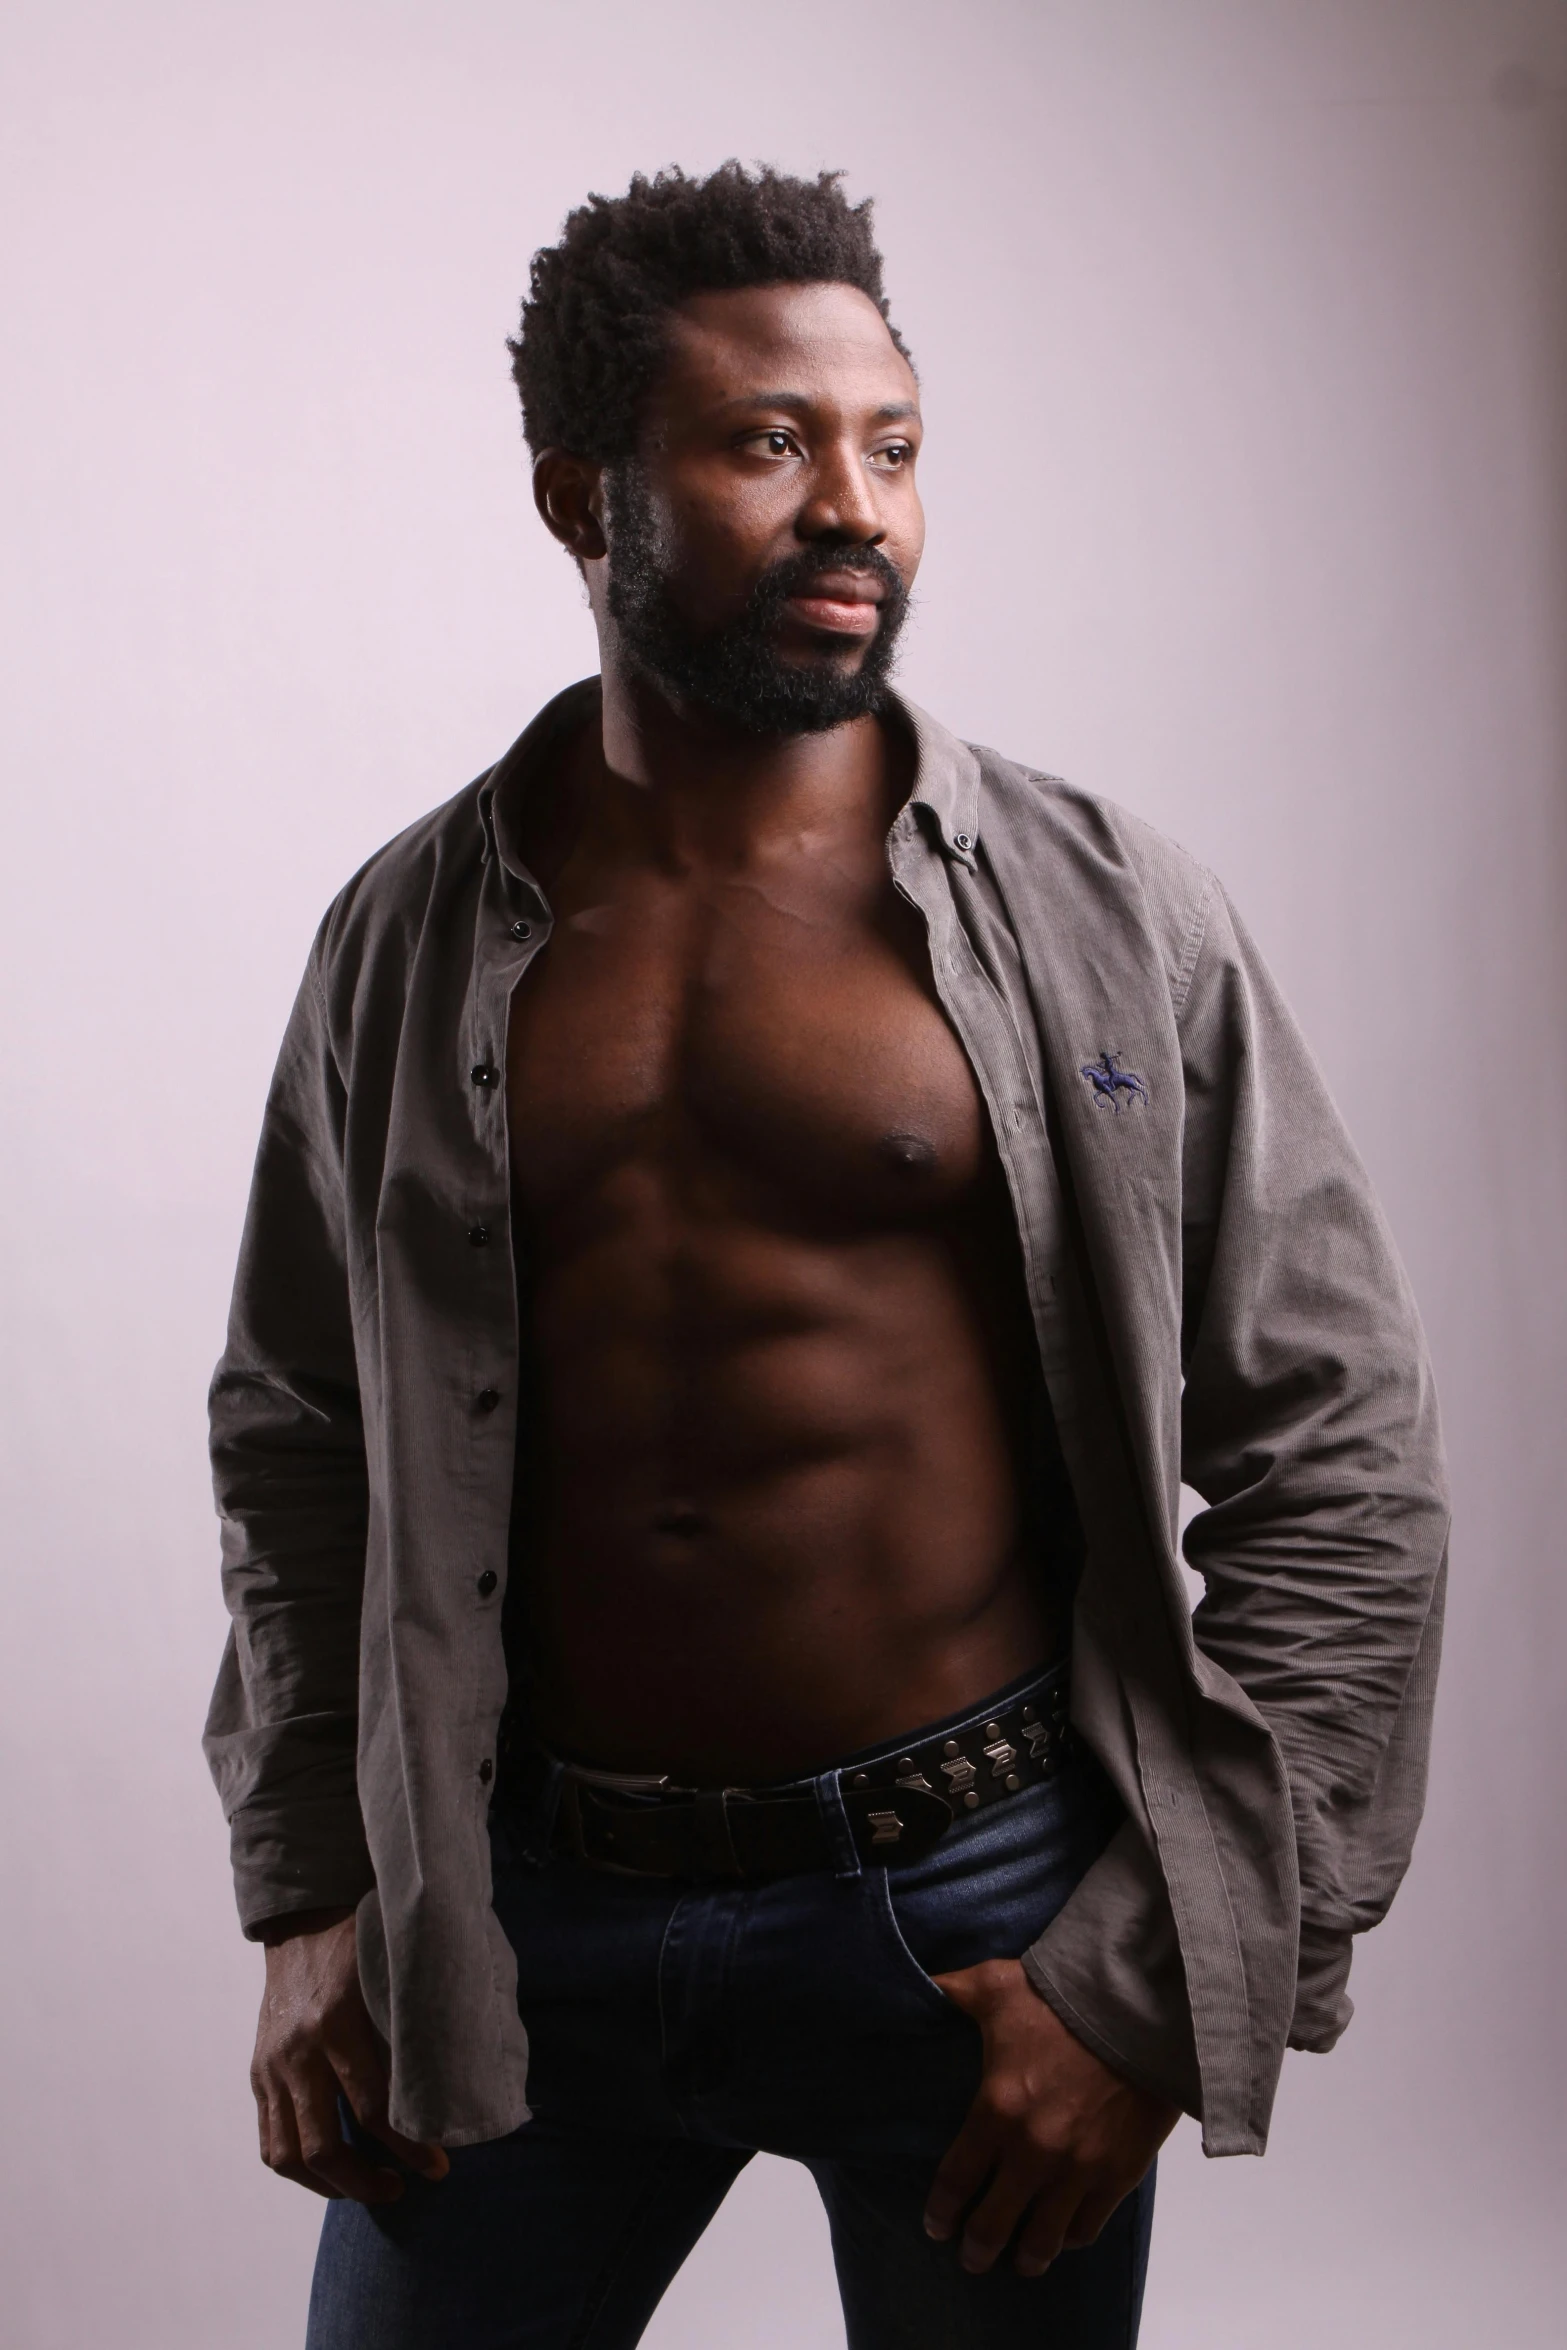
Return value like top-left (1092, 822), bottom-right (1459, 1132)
top-left (1079, 1051), bottom-right (1149, 1112)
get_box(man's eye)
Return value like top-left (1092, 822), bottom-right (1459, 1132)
top-left (748, 430), bottom-right (798, 459)
top-left (869, 442), bottom-right (912, 472)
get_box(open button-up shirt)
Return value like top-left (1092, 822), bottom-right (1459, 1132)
top-left (205, 680), bottom-right (1448, 2157)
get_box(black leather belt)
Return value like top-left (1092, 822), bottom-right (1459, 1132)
top-left (541, 1673), bottom-right (1071, 1883)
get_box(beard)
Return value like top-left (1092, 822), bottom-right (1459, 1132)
top-left (602, 465), bottom-right (912, 736)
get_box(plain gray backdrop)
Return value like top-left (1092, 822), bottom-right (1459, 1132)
top-left (2, 2), bottom-right (1563, 2343)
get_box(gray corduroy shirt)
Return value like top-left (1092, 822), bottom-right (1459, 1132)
top-left (205, 681), bottom-right (1448, 2158)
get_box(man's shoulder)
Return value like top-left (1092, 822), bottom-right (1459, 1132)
top-left (968, 736), bottom-right (1218, 991)
top-left (309, 769), bottom-right (495, 979)
top-left (308, 683), bottom-right (593, 984)
top-left (971, 736), bottom-right (1212, 895)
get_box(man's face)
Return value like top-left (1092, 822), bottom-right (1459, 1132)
top-left (599, 281), bottom-right (925, 734)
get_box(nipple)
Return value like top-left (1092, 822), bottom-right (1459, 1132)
top-left (879, 1130), bottom-right (938, 1176)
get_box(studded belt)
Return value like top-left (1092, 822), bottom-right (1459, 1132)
top-left (541, 1670), bottom-right (1071, 1883)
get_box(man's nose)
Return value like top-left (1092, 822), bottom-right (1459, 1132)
top-left (797, 443), bottom-right (886, 546)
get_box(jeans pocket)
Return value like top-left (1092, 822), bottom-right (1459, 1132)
top-left (875, 1769), bottom-right (1117, 1987)
top-left (869, 1866), bottom-right (960, 2018)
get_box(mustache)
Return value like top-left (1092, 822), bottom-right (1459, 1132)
top-left (751, 541), bottom-right (908, 610)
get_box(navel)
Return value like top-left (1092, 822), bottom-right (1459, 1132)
top-left (651, 1502), bottom-right (708, 1539)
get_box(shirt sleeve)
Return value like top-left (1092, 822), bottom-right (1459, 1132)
top-left (1174, 883), bottom-right (1449, 2050)
top-left (1022, 1811), bottom-right (1203, 2115)
top-left (203, 937), bottom-right (376, 1937)
top-left (1025, 877), bottom-right (1447, 2130)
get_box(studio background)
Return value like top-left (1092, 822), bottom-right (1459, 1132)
top-left (2, 2), bottom-right (1563, 2344)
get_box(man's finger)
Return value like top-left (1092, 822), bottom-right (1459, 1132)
top-left (334, 2055), bottom-right (451, 2182)
top-left (288, 2061), bottom-right (405, 2206)
top-left (1061, 2180), bottom-right (1130, 2252)
top-left (957, 2156), bottom-right (1049, 2275)
top-left (923, 2111), bottom-right (999, 2242)
top-left (269, 2154), bottom-right (343, 2201)
top-left (928, 1968), bottom-right (979, 2012)
top-left (301, 2138), bottom-right (406, 2206)
top-left (1014, 2178), bottom-right (1084, 2277)
top-left (260, 2090), bottom-right (339, 2200)
top-left (360, 2115), bottom-right (451, 2182)
top-left (294, 2089), bottom-right (405, 2206)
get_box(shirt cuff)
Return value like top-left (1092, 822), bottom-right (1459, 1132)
top-left (1022, 1815), bottom-right (1203, 2118)
top-left (227, 1796), bottom-right (376, 1941)
top-left (1288, 1921), bottom-right (1355, 2051)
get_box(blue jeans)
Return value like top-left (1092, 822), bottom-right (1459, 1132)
top-left (308, 1666), bottom-right (1154, 2349)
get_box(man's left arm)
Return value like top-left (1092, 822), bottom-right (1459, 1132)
top-left (924, 872), bottom-right (1449, 2270)
top-left (1175, 882), bottom-right (1450, 2048)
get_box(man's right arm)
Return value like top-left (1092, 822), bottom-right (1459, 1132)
top-left (204, 942), bottom-right (374, 1933)
top-left (204, 941), bottom-right (446, 2198)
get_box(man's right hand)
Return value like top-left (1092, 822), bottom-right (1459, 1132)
top-left (252, 1908), bottom-right (451, 2203)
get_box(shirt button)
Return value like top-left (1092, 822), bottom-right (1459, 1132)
top-left (478, 1758), bottom-right (494, 1785)
top-left (476, 1388), bottom-right (501, 1412)
top-left (510, 920), bottom-right (533, 941)
top-left (467, 1223), bottom-right (490, 1247)
top-left (471, 1063), bottom-right (498, 1089)
top-left (477, 1569), bottom-right (498, 1598)
top-left (954, 831), bottom-right (973, 852)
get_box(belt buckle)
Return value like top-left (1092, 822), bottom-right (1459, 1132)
top-left (685, 1787), bottom-right (754, 1881)
top-left (557, 1774), bottom-right (591, 1864)
top-left (548, 1753), bottom-right (676, 1853)
top-left (557, 1757), bottom-right (677, 1863)
top-left (558, 1768), bottom-right (755, 1881)
top-left (564, 1760), bottom-right (677, 1794)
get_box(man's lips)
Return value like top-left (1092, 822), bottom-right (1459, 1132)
top-left (784, 571), bottom-right (885, 637)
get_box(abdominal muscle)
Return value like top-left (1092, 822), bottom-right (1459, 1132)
top-left (511, 1191), bottom-right (1058, 1785)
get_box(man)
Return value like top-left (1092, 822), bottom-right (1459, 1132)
top-left (206, 164), bottom-right (1448, 2350)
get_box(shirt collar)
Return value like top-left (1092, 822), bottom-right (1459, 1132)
top-left (479, 676), bottom-right (602, 881)
top-left (893, 692), bottom-right (983, 865)
top-left (478, 677), bottom-right (983, 875)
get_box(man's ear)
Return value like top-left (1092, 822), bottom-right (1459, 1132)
top-left (532, 450), bottom-right (608, 563)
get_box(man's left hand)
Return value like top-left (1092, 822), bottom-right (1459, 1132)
top-left (923, 1959), bottom-right (1180, 2276)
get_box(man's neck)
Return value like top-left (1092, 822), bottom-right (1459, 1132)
top-left (593, 649), bottom-right (906, 871)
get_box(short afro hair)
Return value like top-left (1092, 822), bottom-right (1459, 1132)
top-left (509, 161), bottom-right (909, 463)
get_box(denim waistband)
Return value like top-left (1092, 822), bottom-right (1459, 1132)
top-left (822, 1653), bottom-right (1070, 1786)
top-left (498, 1652), bottom-right (1076, 1882)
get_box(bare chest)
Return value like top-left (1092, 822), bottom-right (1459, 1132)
top-left (506, 864), bottom-right (989, 1227)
